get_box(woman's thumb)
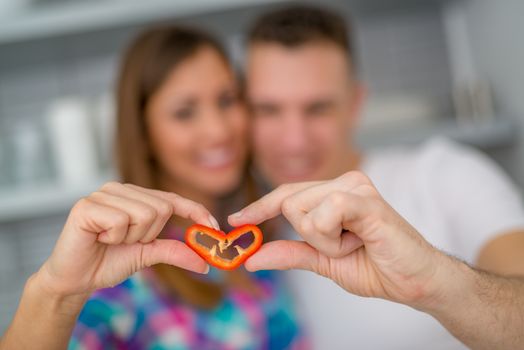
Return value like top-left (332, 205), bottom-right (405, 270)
top-left (139, 239), bottom-right (209, 274)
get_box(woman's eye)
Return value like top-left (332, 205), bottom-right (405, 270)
top-left (218, 94), bottom-right (238, 110)
top-left (173, 107), bottom-right (194, 120)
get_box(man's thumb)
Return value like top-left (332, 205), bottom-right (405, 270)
top-left (244, 240), bottom-right (320, 273)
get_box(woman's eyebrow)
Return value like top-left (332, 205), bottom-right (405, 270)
top-left (171, 96), bottom-right (197, 108)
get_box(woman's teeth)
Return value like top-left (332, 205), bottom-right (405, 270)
top-left (198, 149), bottom-right (235, 169)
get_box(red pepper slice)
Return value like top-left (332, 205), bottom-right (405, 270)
top-left (185, 224), bottom-right (263, 270)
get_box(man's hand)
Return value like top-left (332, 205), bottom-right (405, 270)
top-left (229, 171), bottom-right (449, 308)
top-left (229, 171), bottom-right (524, 349)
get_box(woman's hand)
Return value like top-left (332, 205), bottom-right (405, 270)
top-left (37, 182), bottom-right (215, 299)
top-left (229, 171), bottom-right (451, 309)
top-left (0, 183), bottom-right (216, 350)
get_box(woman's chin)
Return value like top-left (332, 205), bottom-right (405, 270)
top-left (200, 171), bottom-right (243, 197)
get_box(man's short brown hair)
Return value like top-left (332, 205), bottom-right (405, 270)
top-left (248, 4), bottom-right (354, 60)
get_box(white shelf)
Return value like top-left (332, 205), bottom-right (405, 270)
top-left (0, 0), bottom-right (280, 45)
top-left (0, 173), bottom-right (114, 223)
top-left (356, 118), bottom-right (517, 149)
top-left (0, 119), bottom-right (517, 223)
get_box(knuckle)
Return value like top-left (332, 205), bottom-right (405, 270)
top-left (340, 170), bottom-right (370, 186)
top-left (88, 191), bottom-right (104, 201)
top-left (188, 201), bottom-right (208, 217)
top-left (328, 191), bottom-right (348, 207)
top-left (355, 183), bottom-right (379, 198)
top-left (312, 216), bottom-right (332, 236)
top-left (136, 207), bottom-right (156, 225)
top-left (111, 212), bottom-right (129, 229)
top-left (100, 181), bottom-right (121, 192)
top-left (71, 197), bottom-right (90, 214)
top-left (157, 201), bottom-right (173, 219)
top-left (299, 216), bottom-right (314, 235)
top-left (281, 197), bottom-right (295, 217)
top-left (167, 192), bottom-right (180, 202)
top-left (111, 231), bottom-right (126, 244)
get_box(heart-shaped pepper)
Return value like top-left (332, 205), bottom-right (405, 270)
top-left (185, 224), bottom-right (263, 270)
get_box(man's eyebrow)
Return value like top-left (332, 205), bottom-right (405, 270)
top-left (304, 99), bottom-right (335, 112)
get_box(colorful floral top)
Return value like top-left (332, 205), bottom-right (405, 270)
top-left (68, 227), bottom-right (308, 350)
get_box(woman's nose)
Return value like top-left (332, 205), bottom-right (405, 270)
top-left (199, 108), bottom-right (231, 142)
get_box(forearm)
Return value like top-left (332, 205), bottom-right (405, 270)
top-left (424, 255), bottom-right (524, 349)
top-left (0, 271), bottom-right (90, 350)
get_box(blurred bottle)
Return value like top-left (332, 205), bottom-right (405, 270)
top-left (453, 80), bottom-right (495, 124)
top-left (0, 123), bottom-right (11, 189)
top-left (443, 1), bottom-right (496, 125)
top-left (46, 96), bottom-right (99, 188)
top-left (92, 93), bottom-right (116, 173)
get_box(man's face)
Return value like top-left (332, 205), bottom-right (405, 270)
top-left (247, 42), bottom-right (364, 186)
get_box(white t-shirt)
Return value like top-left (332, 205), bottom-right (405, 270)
top-left (284, 137), bottom-right (524, 350)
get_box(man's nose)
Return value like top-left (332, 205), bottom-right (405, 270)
top-left (280, 114), bottom-right (309, 152)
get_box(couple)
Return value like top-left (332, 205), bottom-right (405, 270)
top-left (3, 5), bottom-right (524, 350)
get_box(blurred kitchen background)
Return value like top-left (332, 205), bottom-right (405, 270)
top-left (0, 0), bottom-right (523, 331)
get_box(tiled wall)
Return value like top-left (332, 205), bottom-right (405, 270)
top-left (357, 11), bottom-right (452, 100)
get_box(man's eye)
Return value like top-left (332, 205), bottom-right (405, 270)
top-left (307, 104), bottom-right (331, 117)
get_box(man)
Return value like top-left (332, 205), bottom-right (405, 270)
top-left (241, 5), bottom-right (524, 349)
top-left (228, 172), bottom-right (524, 350)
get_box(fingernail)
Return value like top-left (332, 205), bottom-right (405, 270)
top-left (202, 265), bottom-right (210, 274)
top-left (229, 211), bottom-right (243, 220)
top-left (208, 215), bottom-right (220, 230)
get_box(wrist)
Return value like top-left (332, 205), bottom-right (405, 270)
top-left (417, 251), bottom-right (478, 317)
top-left (28, 267), bottom-right (91, 317)
top-left (1, 268), bottom-right (91, 350)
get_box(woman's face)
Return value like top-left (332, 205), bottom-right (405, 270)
top-left (146, 46), bottom-right (248, 198)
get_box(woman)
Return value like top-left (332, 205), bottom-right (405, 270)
top-left (0, 26), bottom-right (306, 349)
